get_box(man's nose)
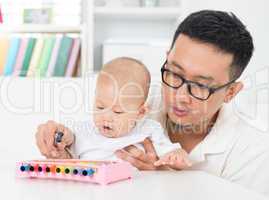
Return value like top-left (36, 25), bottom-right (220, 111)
top-left (174, 83), bottom-right (192, 104)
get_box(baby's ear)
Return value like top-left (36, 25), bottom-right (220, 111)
top-left (137, 103), bottom-right (150, 119)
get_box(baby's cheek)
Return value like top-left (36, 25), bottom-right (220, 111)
top-left (125, 119), bottom-right (136, 132)
top-left (113, 119), bottom-right (130, 135)
top-left (93, 114), bottom-right (100, 126)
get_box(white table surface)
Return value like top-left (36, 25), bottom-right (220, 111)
top-left (0, 78), bottom-right (267, 200)
top-left (1, 161), bottom-right (267, 200)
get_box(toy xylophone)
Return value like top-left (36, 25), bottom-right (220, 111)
top-left (16, 159), bottom-right (133, 185)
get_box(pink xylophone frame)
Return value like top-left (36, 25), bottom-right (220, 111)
top-left (16, 159), bottom-right (133, 185)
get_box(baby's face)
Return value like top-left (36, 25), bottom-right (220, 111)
top-left (93, 74), bottom-right (146, 138)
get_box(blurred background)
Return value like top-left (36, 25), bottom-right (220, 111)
top-left (0, 0), bottom-right (268, 163)
top-left (0, 0), bottom-right (268, 77)
top-left (0, 0), bottom-right (268, 131)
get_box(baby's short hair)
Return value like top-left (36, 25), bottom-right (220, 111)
top-left (101, 57), bottom-right (151, 100)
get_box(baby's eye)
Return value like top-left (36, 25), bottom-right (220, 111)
top-left (97, 106), bottom-right (104, 110)
top-left (114, 111), bottom-right (124, 114)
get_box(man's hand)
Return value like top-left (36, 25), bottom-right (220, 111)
top-left (35, 120), bottom-right (74, 159)
top-left (115, 138), bottom-right (168, 170)
top-left (154, 149), bottom-right (192, 170)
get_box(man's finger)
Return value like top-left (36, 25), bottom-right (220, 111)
top-left (46, 121), bottom-right (58, 149)
top-left (143, 138), bottom-right (158, 160)
top-left (123, 145), bottom-right (148, 162)
top-left (58, 125), bottom-right (74, 147)
top-left (36, 136), bottom-right (49, 158)
top-left (115, 150), bottom-right (156, 170)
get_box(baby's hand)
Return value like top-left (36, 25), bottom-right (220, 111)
top-left (35, 120), bottom-right (74, 159)
top-left (154, 149), bottom-right (192, 170)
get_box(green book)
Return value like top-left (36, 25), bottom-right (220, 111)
top-left (20, 38), bottom-right (36, 77)
top-left (53, 36), bottom-right (73, 77)
top-left (37, 36), bottom-right (56, 77)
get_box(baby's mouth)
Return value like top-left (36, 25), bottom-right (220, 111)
top-left (100, 125), bottom-right (116, 138)
top-left (103, 125), bottom-right (112, 131)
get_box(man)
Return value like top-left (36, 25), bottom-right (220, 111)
top-left (115, 10), bottom-right (269, 196)
top-left (36, 10), bottom-right (269, 196)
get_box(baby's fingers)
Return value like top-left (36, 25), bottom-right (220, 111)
top-left (154, 154), bottom-right (171, 166)
top-left (183, 155), bottom-right (193, 167)
top-left (169, 155), bottom-right (192, 170)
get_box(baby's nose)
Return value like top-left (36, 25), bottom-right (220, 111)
top-left (103, 114), bottom-right (113, 123)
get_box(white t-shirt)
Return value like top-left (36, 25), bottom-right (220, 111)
top-left (71, 118), bottom-right (180, 161)
top-left (153, 102), bottom-right (269, 197)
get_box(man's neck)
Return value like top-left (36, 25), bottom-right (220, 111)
top-left (167, 111), bottom-right (220, 153)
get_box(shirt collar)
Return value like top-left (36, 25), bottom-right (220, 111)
top-left (189, 103), bottom-right (240, 163)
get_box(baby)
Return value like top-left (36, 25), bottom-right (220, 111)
top-left (36, 57), bottom-right (191, 169)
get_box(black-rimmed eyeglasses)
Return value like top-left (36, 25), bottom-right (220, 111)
top-left (161, 60), bottom-right (237, 101)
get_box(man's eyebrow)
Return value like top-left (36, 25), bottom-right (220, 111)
top-left (170, 61), bottom-right (214, 81)
top-left (194, 75), bottom-right (214, 81)
top-left (171, 61), bottom-right (185, 71)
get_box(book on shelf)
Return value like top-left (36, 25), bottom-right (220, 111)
top-left (13, 37), bottom-right (28, 76)
top-left (0, 5), bottom-right (3, 23)
top-left (0, 34), bottom-right (81, 77)
top-left (0, 36), bottom-right (9, 74)
top-left (36, 36), bottom-right (55, 77)
top-left (46, 34), bottom-right (62, 77)
top-left (4, 37), bottom-right (20, 76)
top-left (53, 35), bottom-right (73, 76)
top-left (20, 37), bottom-right (36, 76)
top-left (27, 35), bottom-right (44, 77)
top-left (66, 37), bottom-right (81, 77)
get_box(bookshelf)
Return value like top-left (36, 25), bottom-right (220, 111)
top-left (0, 25), bottom-right (83, 33)
top-left (0, 0), bottom-right (91, 77)
top-left (94, 7), bottom-right (182, 20)
top-left (0, 0), bottom-right (184, 77)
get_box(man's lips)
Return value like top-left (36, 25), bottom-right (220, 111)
top-left (172, 106), bottom-right (190, 117)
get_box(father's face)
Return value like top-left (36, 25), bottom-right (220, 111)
top-left (162, 34), bottom-right (243, 129)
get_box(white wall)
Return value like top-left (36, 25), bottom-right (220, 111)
top-left (185, 0), bottom-right (269, 76)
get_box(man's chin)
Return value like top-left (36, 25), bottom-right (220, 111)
top-left (168, 112), bottom-right (193, 126)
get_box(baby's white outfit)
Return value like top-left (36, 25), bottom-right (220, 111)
top-left (72, 118), bottom-right (180, 160)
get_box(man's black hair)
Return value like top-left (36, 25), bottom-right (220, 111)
top-left (171, 10), bottom-right (254, 79)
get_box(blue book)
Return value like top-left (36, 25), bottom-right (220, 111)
top-left (4, 37), bottom-right (21, 76)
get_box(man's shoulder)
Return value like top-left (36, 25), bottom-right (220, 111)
top-left (221, 118), bottom-right (269, 197)
top-left (219, 103), bottom-right (269, 152)
top-left (234, 118), bottom-right (269, 150)
top-left (226, 117), bottom-right (269, 166)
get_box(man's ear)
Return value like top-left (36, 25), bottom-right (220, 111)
top-left (137, 103), bottom-right (150, 120)
top-left (224, 82), bottom-right (244, 103)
